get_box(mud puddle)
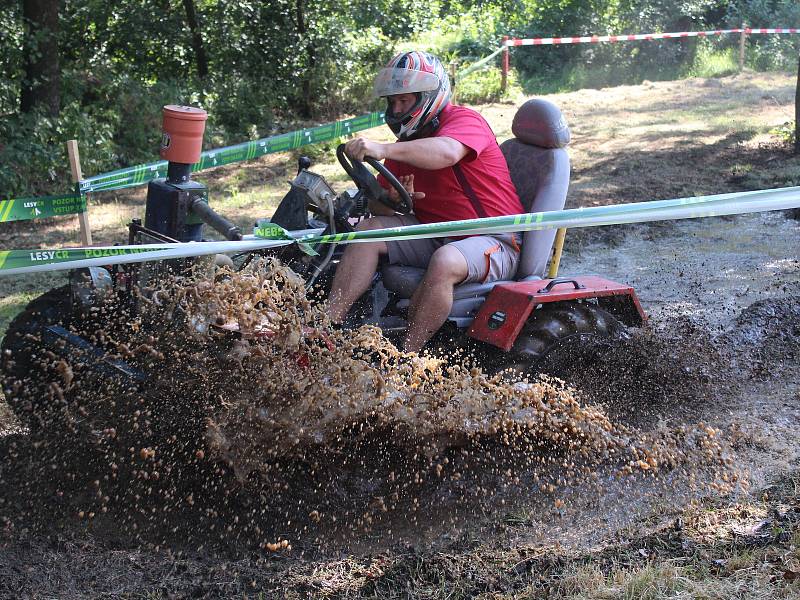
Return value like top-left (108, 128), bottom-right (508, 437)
top-left (0, 259), bottom-right (735, 552)
top-left (0, 212), bottom-right (799, 597)
top-left (561, 211), bottom-right (800, 484)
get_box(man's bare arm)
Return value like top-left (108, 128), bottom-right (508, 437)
top-left (383, 137), bottom-right (468, 169)
top-left (345, 136), bottom-right (469, 170)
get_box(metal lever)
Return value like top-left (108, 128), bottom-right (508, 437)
top-left (189, 197), bottom-right (242, 240)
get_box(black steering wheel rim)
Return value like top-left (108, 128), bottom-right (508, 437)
top-left (336, 144), bottom-right (413, 214)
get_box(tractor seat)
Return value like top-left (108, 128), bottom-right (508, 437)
top-left (381, 99), bottom-right (571, 323)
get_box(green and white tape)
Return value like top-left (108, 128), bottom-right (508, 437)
top-left (456, 47), bottom-right (506, 79)
top-left (0, 239), bottom-right (293, 276)
top-left (294, 186), bottom-right (800, 245)
top-left (1, 186), bottom-right (798, 277)
top-left (80, 112), bottom-right (387, 194)
top-left (0, 193), bottom-right (86, 222)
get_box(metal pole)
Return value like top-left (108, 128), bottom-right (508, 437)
top-left (501, 36), bottom-right (509, 93)
top-left (547, 228), bottom-right (567, 279)
top-left (739, 23), bottom-right (747, 71)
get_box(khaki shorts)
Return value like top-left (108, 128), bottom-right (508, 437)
top-left (383, 215), bottom-right (521, 284)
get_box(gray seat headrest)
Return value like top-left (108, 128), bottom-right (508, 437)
top-left (511, 99), bottom-right (570, 148)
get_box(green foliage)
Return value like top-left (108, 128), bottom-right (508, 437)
top-left (771, 120), bottom-right (795, 146)
top-left (406, 5), bottom-right (506, 59)
top-left (291, 137), bottom-right (346, 164)
top-left (0, 105), bottom-right (113, 196)
top-left (726, 0), bottom-right (800, 29)
top-left (748, 36), bottom-right (800, 71)
top-left (0, 112), bottom-right (63, 196)
top-left (456, 67), bottom-right (508, 104)
top-left (727, 0), bottom-right (800, 71)
top-left (296, 25), bottom-right (397, 118)
top-left (322, 29), bottom-right (397, 115)
top-left (400, 8), bottom-right (518, 103)
top-left (206, 76), bottom-right (278, 142)
top-left (0, 3), bottom-right (24, 115)
top-left (685, 40), bottom-right (738, 78)
top-left (3, 0), bottom-right (800, 197)
top-left (0, 68), bottom-right (192, 196)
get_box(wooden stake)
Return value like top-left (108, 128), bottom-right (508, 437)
top-left (739, 23), bottom-right (747, 71)
top-left (501, 36), bottom-right (509, 93)
top-left (66, 139), bottom-right (92, 246)
top-left (449, 61), bottom-right (458, 103)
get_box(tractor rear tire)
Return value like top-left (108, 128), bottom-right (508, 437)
top-left (1, 286), bottom-right (73, 431)
top-left (500, 302), bottom-right (625, 378)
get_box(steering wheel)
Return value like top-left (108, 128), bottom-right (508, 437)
top-left (336, 144), bottom-right (413, 214)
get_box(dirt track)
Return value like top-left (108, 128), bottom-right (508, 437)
top-left (1, 72), bottom-right (800, 598)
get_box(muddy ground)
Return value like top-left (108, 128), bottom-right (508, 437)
top-left (1, 71), bottom-right (800, 598)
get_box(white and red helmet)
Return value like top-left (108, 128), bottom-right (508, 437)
top-left (373, 51), bottom-right (451, 140)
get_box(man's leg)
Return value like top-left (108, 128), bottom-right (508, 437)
top-left (326, 218), bottom-right (389, 323)
top-left (404, 245), bottom-right (468, 352)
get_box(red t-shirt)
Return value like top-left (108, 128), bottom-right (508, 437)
top-left (379, 103), bottom-right (523, 224)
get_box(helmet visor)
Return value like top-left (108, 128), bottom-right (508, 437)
top-left (373, 67), bottom-right (440, 98)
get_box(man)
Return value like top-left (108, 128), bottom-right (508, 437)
top-left (326, 50), bottom-right (524, 352)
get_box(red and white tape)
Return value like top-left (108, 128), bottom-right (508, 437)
top-left (505, 28), bottom-right (800, 47)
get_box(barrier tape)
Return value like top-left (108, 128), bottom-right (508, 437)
top-left (0, 239), bottom-right (294, 276)
top-left (457, 47), bottom-right (506, 79)
top-left (79, 111), bottom-right (387, 194)
top-left (288, 186), bottom-right (800, 244)
top-left (2, 186), bottom-right (798, 276)
top-left (506, 27), bottom-right (800, 46)
top-left (0, 112), bottom-right (388, 223)
top-left (0, 193), bottom-right (85, 223)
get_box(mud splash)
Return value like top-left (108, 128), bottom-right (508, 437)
top-left (167, 260), bottom-right (724, 475)
top-left (533, 317), bottom-right (723, 428)
top-left (1, 258), bottom-right (736, 553)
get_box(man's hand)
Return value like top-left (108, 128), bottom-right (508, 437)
top-left (369, 174), bottom-right (425, 216)
top-left (389, 174), bottom-right (425, 208)
top-left (344, 137), bottom-right (387, 161)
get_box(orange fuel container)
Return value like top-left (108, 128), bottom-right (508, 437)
top-left (160, 105), bottom-right (208, 164)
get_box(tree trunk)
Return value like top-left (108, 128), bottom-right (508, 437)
top-left (20, 0), bottom-right (60, 116)
top-left (182, 0), bottom-right (208, 80)
top-left (294, 0), bottom-right (314, 118)
top-left (792, 54), bottom-right (800, 219)
top-left (795, 52), bottom-right (800, 155)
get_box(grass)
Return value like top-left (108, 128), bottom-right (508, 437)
top-left (0, 270), bottom-right (63, 338)
top-left (0, 291), bottom-right (36, 339)
top-left (521, 41), bottom-right (743, 97)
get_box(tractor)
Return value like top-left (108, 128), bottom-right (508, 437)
top-left (0, 100), bottom-right (646, 434)
top-left (265, 98), bottom-right (646, 371)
